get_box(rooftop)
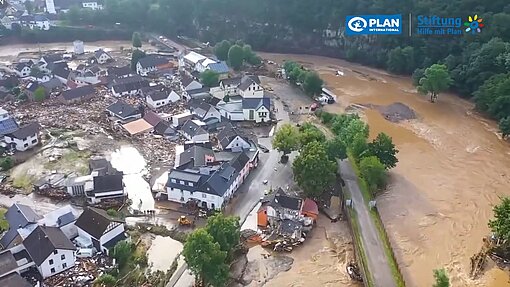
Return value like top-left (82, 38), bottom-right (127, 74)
top-left (23, 226), bottom-right (76, 266)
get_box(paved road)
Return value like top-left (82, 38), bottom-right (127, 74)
top-left (339, 159), bottom-right (396, 287)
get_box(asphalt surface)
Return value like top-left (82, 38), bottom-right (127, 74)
top-left (339, 159), bottom-right (396, 287)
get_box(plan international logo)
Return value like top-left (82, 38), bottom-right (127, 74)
top-left (345, 15), bottom-right (402, 36)
top-left (416, 15), bottom-right (485, 35)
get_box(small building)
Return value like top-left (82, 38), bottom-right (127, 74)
top-left (180, 119), bottom-right (209, 142)
top-left (106, 101), bottom-right (142, 123)
top-left (59, 85), bottom-right (95, 104)
top-left (20, 14), bottom-right (50, 30)
top-left (171, 111), bottom-right (193, 128)
top-left (181, 51), bottom-right (207, 70)
top-left (238, 76), bottom-right (263, 98)
top-left (14, 62), bottom-right (31, 78)
top-left (0, 204), bottom-right (41, 249)
top-left (75, 207), bottom-right (126, 254)
top-left (4, 122), bottom-right (41, 152)
top-left (146, 90), bottom-right (180, 109)
top-left (205, 61), bottom-right (230, 79)
top-left (37, 205), bottom-right (80, 240)
top-left (242, 97), bottom-right (271, 123)
top-left (73, 40), bottom-right (84, 55)
top-left (217, 101), bottom-right (244, 122)
top-left (122, 119), bottom-right (153, 136)
top-left (108, 65), bottom-right (132, 78)
top-left (195, 58), bottom-right (218, 73)
top-left (87, 174), bottom-right (125, 204)
top-left (153, 120), bottom-right (178, 140)
top-left (94, 49), bottom-right (112, 64)
top-left (219, 77), bottom-right (242, 96)
top-left (23, 226), bottom-right (76, 278)
top-left (190, 102), bottom-right (222, 125)
top-left (216, 124), bottom-right (251, 151)
top-left (136, 55), bottom-right (172, 76)
top-left (111, 75), bottom-right (149, 97)
top-left (0, 109), bottom-right (19, 136)
top-left (65, 175), bottom-right (94, 197)
top-left (181, 76), bottom-right (203, 92)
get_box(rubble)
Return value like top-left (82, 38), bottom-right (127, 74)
top-left (43, 254), bottom-right (115, 287)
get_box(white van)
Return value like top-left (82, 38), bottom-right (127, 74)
top-left (76, 248), bottom-right (95, 258)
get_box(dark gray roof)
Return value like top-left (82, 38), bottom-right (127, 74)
top-left (272, 188), bottom-right (302, 210)
top-left (87, 65), bottom-right (101, 74)
top-left (0, 118), bottom-right (19, 136)
top-left (192, 102), bottom-right (215, 119)
top-left (168, 169), bottom-right (203, 184)
top-left (242, 74), bottom-right (260, 84)
top-left (23, 226), bottom-right (76, 266)
top-left (178, 145), bottom-right (214, 169)
top-left (57, 212), bottom-right (76, 227)
top-left (94, 49), bottom-right (109, 59)
top-left (0, 204), bottom-right (41, 248)
top-left (61, 85), bottom-right (95, 101)
top-left (53, 66), bottom-right (71, 79)
top-left (89, 158), bottom-right (119, 176)
top-left (42, 54), bottom-right (62, 63)
top-left (187, 87), bottom-right (210, 95)
top-left (220, 77), bottom-right (242, 87)
top-left (229, 152), bottom-right (250, 172)
top-left (0, 251), bottom-right (18, 276)
top-left (75, 207), bottom-right (123, 239)
top-left (238, 78), bottom-right (255, 91)
top-left (93, 174), bottom-right (123, 193)
top-left (106, 101), bottom-right (140, 119)
top-left (199, 163), bottom-right (237, 196)
top-left (6, 122), bottom-right (40, 139)
top-left (112, 76), bottom-right (149, 93)
top-left (107, 65), bottom-right (132, 77)
top-left (181, 75), bottom-right (195, 87)
top-left (147, 90), bottom-right (169, 101)
top-left (181, 119), bottom-right (208, 138)
top-left (138, 55), bottom-right (169, 68)
top-left (153, 120), bottom-right (176, 136)
top-left (242, 97), bottom-right (270, 110)
top-left (14, 62), bottom-right (29, 72)
top-left (41, 77), bottom-right (64, 90)
top-left (217, 124), bottom-right (247, 149)
top-left (0, 272), bottom-right (32, 287)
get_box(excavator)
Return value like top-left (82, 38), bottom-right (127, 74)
top-left (178, 215), bottom-right (194, 226)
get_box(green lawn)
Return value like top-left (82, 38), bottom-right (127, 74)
top-left (0, 208), bottom-right (9, 232)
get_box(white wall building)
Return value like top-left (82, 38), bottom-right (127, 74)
top-left (4, 122), bottom-right (40, 152)
top-left (146, 90), bottom-right (180, 109)
top-left (75, 207), bottom-right (126, 254)
top-left (73, 40), bottom-right (84, 55)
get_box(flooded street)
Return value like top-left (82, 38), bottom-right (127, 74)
top-left (147, 235), bottom-right (183, 272)
top-left (261, 52), bottom-right (510, 287)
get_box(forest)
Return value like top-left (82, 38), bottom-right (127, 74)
top-left (56, 0), bottom-right (510, 134)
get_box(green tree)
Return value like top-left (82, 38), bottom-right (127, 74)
top-left (292, 142), bottom-right (336, 198)
top-left (499, 117), bottom-right (510, 139)
top-left (303, 72), bottom-right (323, 96)
top-left (0, 157), bottom-right (13, 171)
top-left (200, 70), bottom-right (219, 87)
top-left (489, 197), bottom-right (510, 241)
top-left (417, 64), bottom-right (452, 103)
top-left (95, 274), bottom-right (116, 286)
top-left (183, 229), bottom-right (229, 287)
top-left (359, 156), bottom-right (387, 195)
top-left (228, 45), bottom-right (244, 70)
top-left (288, 67), bottom-right (304, 84)
top-left (474, 73), bottom-right (510, 120)
top-left (205, 214), bottom-right (240, 258)
top-left (272, 124), bottom-right (299, 157)
top-left (350, 133), bottom-right (369, 162)
top-left (33, 87), bottom-right (46, 102)
top-left (131, 49), bottom-right (146, 71)
top-left (112, 241), bottom-right (133, 268)
top-left (298, 123), bottom-right (326, 147)
top-left (283, 61), bottom-right (299, 76)
top-left (432, 268), bottom-right (450, 287)
top-left (338, 118), bottom-right (369, 147)
top-left (368, 133), bottom-right (399, 169)
top-left (214, 40), bottom-right (232, 61)
top-left (325, 137), bottom-right (347, 160)
top-left (387, 46), bottom-right (415, 74)
top-left (132, 32), bottom-right (142, 48)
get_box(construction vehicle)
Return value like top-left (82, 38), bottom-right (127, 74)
top-left (178, 215), bottom-right (193, 226)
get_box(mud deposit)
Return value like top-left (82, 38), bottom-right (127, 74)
top-left (260, 52), bottom-right (510, 287)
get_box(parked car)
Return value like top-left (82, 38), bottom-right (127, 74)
top-left (258, 144), bottom-right (269, 153)
top-left (76, 248), bottom-right (95, 258)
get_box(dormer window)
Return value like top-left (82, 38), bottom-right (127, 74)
top-left (171, 179), bottom-right (176, 183)
top-left (188, 182), bottom-right (193, 187)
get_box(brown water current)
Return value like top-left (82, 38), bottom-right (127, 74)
top-left (261, 53), bottom-right (510, 287)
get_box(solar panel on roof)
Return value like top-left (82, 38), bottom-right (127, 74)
top-left (0, 118), bottom-right (19, 135)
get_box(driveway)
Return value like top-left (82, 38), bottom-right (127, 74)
top-left (339, 159), bottom-right (396, 287)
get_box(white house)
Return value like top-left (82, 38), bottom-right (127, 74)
top-left (94, 49), bottom-right (112, 64)
top-left (242, 97), bottom-right (271, 123)
top-left (87, 174), bottom-right (125, 204)
top-left (106, 101), bottom-right (142, 123)
top-left (180, 119), bottom-right (209, 142)
top-left (181, 76), bottom-right (203, 91)
top-left (23, 226), bottom-right (76, 278)
top-left (172, 111), bottom-right (193, 128)
top-left (239, 78), bottom-right (264, 98)
top-left (180, 51), bottom-right (206, 70)
top-left (219, 77), bottom-right (242, 96)
top-left (110, 76), bottom-right (149, 97)
top-left (4, 122), bottom-right (40, 152)
top-left (146, 90), bottom-right (180, 109)
top-left (65, 175), bottom-right (94, 197)
top-left (14, 63), bottom-right (31, 78)
top-left (195, 58), bottom-right (218, 73)
top-left (20, 15), bottom-right (50, 31)
top-left (190, 102), bottom-right (222, 124)
top-left (136, 55), bottom-right (171, 76)
top-left (166, 152), bottom-right (250, 209)
top-left (217, 124), bottom-right (251, 151)
top-left (217, 101), bottom-right (244, 121)
top-left (75, 207), bottom-right (126, 254)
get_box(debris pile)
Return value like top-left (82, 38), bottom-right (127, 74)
top-left (347, 261), bottom-right (363, 282)
top-left (43, 254), bottom-right (115, 287)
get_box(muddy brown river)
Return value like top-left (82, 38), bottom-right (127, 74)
top-left (260, 52), bottom-right (510, 287)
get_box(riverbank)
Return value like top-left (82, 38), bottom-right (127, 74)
top-left (260, 52), bottom-right (510, 287)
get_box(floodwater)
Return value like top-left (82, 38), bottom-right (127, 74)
top-left (261, 52), bottom-right (510, 287)
top-left (147, 235), bottom-right (183, 272)
top-left (0, 40), bottom-right (132, 58)
top-left (110, 146), bottom-right (154, 212)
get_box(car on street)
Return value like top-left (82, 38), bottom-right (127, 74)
top-left (263, 180), bottom-right (268, 184)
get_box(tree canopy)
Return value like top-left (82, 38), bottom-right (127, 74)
top-left (489, 197), bottom-right (510, 241)
top-left (303, 72), bottom-right (323, 96)
top-left (228, 45), bottom-right (244, 70)
top-left (359, 156), bottom-right (387, 195)
top-left (200, 70), bottom-right (219, 87)
top-left (183, 229), bottom-right (229, 287)
top-left (368, 133), bottom-right (399, 169)
top-left (131, 49), bottom-right (146, 71)
top-left (214, 40), bottom-right (232, 61)
top-left (132, 32), bottom-right (142, 48)
top-left (292, 141), bottom-right (336, 198)
top-left (205, 214), bottom-right (240, 258)
top-left (272, 124), bottom-right (299, 156)
top-left (432, 268), bottom-right (450, 287)
top-left (298, 123), bottom-right (326, 147)
top-left (112, 241), bottom-right (133, 269)
top-left (33, 87), bottom-right (46, 102)
top-left (417, 64), bottom-right (452, 102)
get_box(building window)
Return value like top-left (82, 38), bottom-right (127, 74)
top-left (180, 180), bottom-right (185, 185)
top-left (62, 263), bottom-right (67, 269)
top-left (24, 143), bottom-right (28, 147)
top-left (50, 268), bottom-right (55, 273)
top-left (49, 259), bottom-right (54, 265)
top-left (61, 254), bottom-right (65, 260)
top-left (32, 139), bottom-right (37, 144)
top-left (54, 250), bottom-right (58, 255)
top-left (188, 182), bottom-right (193, 187)
top-left (202, 194), bottom-right (206, 198)
top-left (171, 179), bottom-right (176, 183)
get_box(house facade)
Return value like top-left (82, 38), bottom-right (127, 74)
top-left (146, 90), bottom-right (180, 109)
top-left (87, 174), bottom-right (125, 204)
top-left (106, 101), bottom-right (142, 123)
top-left (242, 97), bottom-right (271, 123)
top-left (14, 63), bottom-right (31, 78)
top-left (4, 122), bottom-right (41, 152)
top-left (94, 49), bottom-right (112, 64)
top-left (136, 55), bottom-right (172, 76)
top-left (239, 79), bottom-right (264, 98)
top-left (180, 120), bottom-right (209, 142)
top-left (75, 207), bottom-right (126, 254)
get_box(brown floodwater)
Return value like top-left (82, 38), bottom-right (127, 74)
top-left (261, 52), bottom-right (510, 287)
